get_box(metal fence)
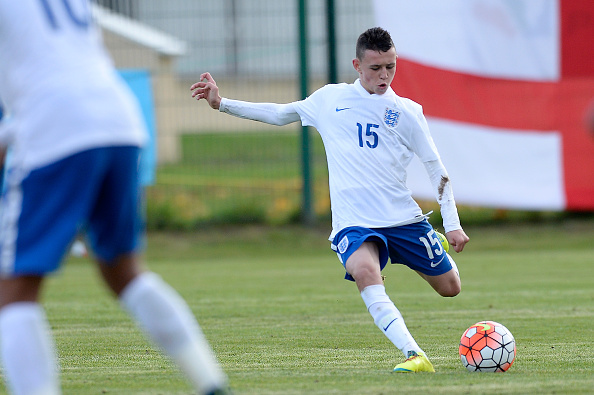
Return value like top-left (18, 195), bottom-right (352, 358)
top-left (95, 0), bottom-right (376, 228)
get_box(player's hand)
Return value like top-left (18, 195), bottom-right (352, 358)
top-left (190, 72), bottom-right (222, 110)
top-left (446, 229), bottom-right (469, 253)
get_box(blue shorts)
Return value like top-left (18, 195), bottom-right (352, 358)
top-left (330, 220), bottom-right (453, 281)
top-left (0, 146), bottom-right (144, 277)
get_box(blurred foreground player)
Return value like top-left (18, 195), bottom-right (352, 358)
top-left (0, 103), bottom-right (7, 193)
top-left (191, 27), bottom-right (469, 372)
top-left (0, 1), bottom-right (229, 394)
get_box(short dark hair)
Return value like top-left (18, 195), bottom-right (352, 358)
top-left (356, 27), bottom-right (395, 60)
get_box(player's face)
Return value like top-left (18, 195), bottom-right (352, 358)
top-left (353, 47), bottom-right (397, 95)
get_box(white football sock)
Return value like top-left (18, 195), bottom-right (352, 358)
top-left (0, 302), bottom-right (60, 395)
top-left (360, 284), bottom-right (423, 358)
top-left (119, 272), bottom-right (227, 394)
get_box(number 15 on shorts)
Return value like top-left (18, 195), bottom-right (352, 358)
top-left (419, 229), bottom-right (444, 259)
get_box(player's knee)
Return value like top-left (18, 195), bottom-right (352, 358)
top-left (439, 288), bottom-right (460, 298)
top-left (349, 262), bottom-right (381, 285)
top-left (438, 280), bottom-right (461, 297)
top-left (98, 254), bottom-right (143, 296)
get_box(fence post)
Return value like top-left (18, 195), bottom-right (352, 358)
top-left (326, 0), bottom-right (337, 84)
top-left (298, 0), bottom-right (314, 225)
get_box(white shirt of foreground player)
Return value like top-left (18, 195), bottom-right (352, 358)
top-left (219, 79), bottom-right (461, 239)
top-left (0, 2), bottom-right (147, 172)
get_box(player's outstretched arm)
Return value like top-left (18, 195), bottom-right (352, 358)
top-left (190, 74), bottom-right (301, 126)
top-left (190, 72), bottom-right (221, 110)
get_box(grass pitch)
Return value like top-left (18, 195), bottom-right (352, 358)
top-left (1, 220), bottom-right (593, 394)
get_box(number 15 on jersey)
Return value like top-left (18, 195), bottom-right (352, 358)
top-left (357, 123), bottom-right (379, 149)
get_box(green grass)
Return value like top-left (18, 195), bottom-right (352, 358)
top-left (1, 221), bottom-right (593, 394)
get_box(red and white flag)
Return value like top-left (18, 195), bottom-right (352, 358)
top-left (374, 0), bottom-right (594, 210)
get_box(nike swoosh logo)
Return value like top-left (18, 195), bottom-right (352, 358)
top-left (431, 256), bottom-right (446, 268)
top-left (382, 318), bottom-right (397, 332)
top-left (335, 107), bottom-right (351, 112)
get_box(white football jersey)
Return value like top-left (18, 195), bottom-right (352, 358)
top-left (293, 79), bottom-right (441, 239)
top-left (0, 0), bottom-right (147, 171)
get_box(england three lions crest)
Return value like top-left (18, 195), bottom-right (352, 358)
top-left (384, 107), bottom-right (400, 128)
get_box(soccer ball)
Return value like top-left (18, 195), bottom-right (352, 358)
top-left (459, 321), bottom-right (516, 372)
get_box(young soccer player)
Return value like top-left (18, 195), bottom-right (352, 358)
top-left (191, 27), bottom-right (469, 372)
top-left (0, 2), bottom-right (229, 394)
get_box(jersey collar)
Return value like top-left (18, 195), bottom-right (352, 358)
top-left (354, 78), bottom-right (396, 99)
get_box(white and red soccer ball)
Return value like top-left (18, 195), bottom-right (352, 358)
top-left (459, 321), bottom-right (516, 372)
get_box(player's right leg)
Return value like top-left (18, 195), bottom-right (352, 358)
top-left (0, 157), bottom-right (80, 395)
top-left (89, 146), bottom-right (229, 395)
top-left (393, 351), bottom-right (435, 373)
top-left (332, 228), bottom-right (434, 372)
top-left (0, 276), bottom-right (60, 395)
top-left (346, 244), bottom-right (434, 372)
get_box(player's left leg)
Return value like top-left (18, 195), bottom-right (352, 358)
top-left (98, 256), bottom-right (229, 395)
top-left (385, 221), bottom-right (461, 298)
top-left (416, 265), bottom-right (461, 297)
top-left (90, 146), bottom-right (229, 395)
